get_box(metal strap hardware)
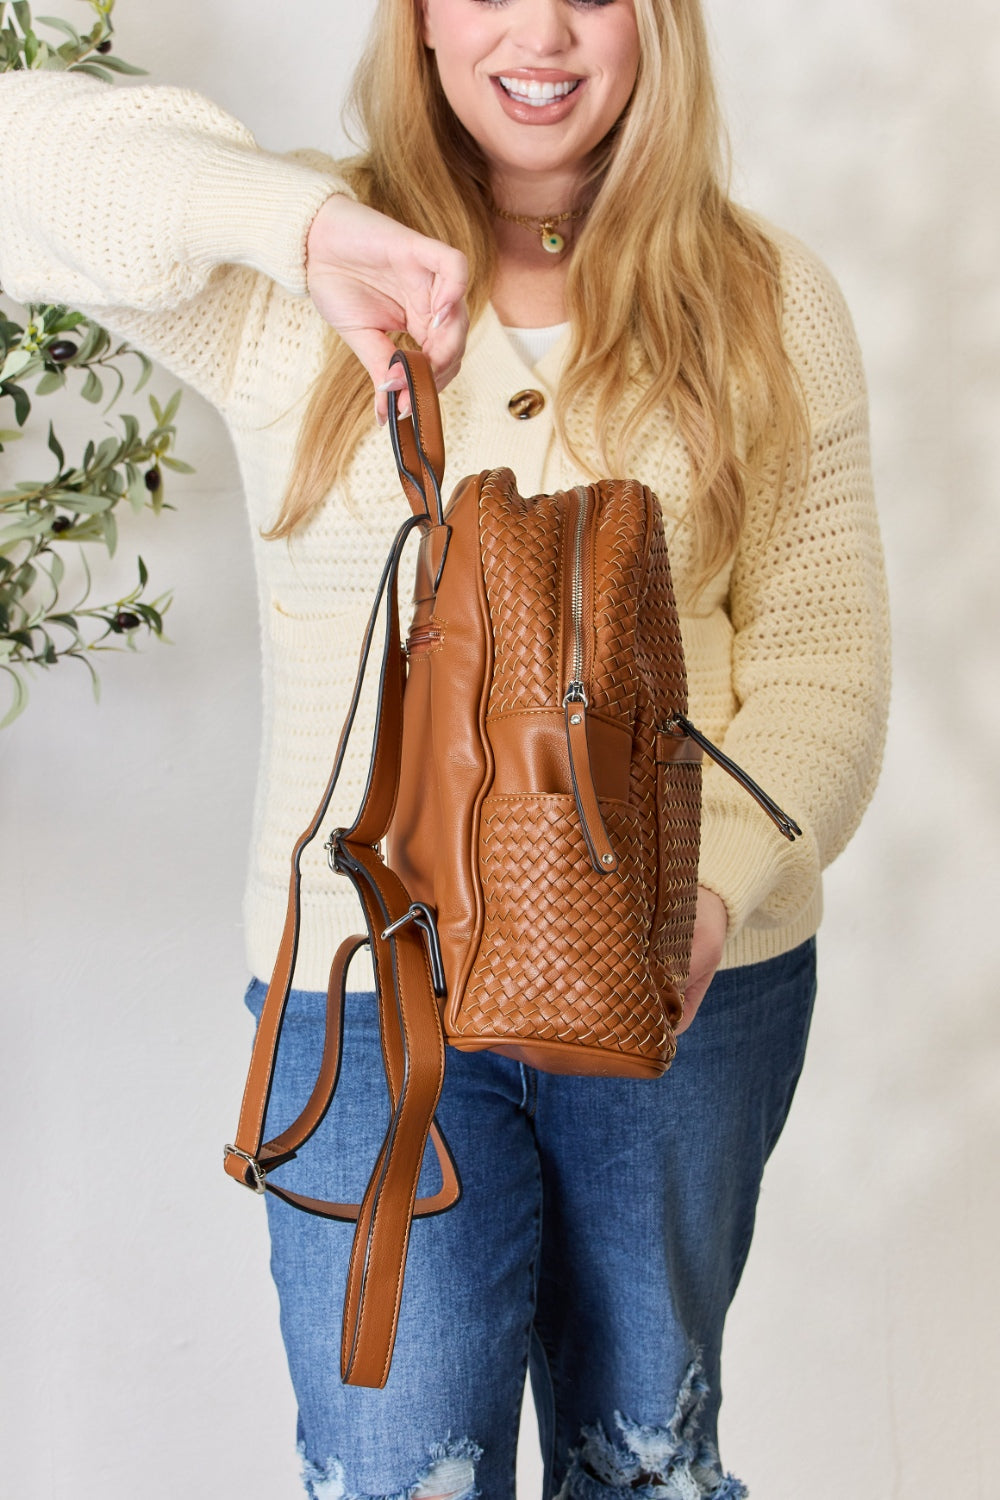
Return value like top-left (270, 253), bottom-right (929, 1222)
top-left (223, 1144), bottom-right (267, 1194)
top-left (381, 902), bottom-right (448, 998)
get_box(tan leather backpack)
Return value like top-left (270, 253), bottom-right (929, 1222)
top-left (225, 350), bottom-right (798, 1387)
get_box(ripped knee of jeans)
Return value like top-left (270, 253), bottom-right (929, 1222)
top-left (555, 1358), bottom-right (748, 1500)
top-left (298, 1436), bottom-right (482, 1500)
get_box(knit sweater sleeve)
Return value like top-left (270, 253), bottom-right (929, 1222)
top-left (696, 235), bottom-right (890, 939)
top-left (0, 71), bottom-right (345, 410)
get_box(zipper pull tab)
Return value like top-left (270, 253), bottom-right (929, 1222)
top-left (564, 697), bottom-right (619, 875)
top-left (662, 715), bottom-right (802, 843)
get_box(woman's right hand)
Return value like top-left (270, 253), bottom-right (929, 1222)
top-left (305, 194), bottom-right (470, 423)
top-left (676, 886), bottom-right (729, 1035)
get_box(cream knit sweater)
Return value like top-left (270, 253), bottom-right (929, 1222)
top-left (0, 74), bottom-right (890, 988)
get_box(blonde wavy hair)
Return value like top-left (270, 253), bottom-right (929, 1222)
top-left (268, 0), bottom-right (807, 589)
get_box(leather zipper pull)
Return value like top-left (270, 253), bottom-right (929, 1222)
top-left (565, 700), bottom-right (619, 875)
top-left (662, 715), bottom-right (802, 842)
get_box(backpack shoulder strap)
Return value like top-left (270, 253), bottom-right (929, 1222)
top-left (225, 357), bottom-right (462, 1387)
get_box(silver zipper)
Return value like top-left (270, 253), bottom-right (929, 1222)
top-left (562, 484), bottom-right (589, 707)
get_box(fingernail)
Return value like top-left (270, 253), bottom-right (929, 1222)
top-left (376, 379), bottom-right (404, 392)
top-left (431, 303), bottom-right (453, 331)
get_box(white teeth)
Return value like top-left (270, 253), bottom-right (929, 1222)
top-left (498, 76), bottom-right (579, 106)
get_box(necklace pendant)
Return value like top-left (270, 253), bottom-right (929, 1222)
top-left (540, 223), bottom-right (565, 254)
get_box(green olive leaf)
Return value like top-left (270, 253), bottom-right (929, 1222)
top-left (68, 61), bottom-right (113, 81)
top-left (34, 15), bottom-right (80, 41)
top-left (0, 514), bottom-right (54, 547)
top-left (47, 422), bottom-right (65, 468)
top-left (0, 666), bottom-right (29, 730)
top-left (34, 369), bottom-right (66, 396)
top-left (0, 348), bottom-right (33, 382)
top-left (93, 54), bottom-right (145, 76)
top-left (8, 383), bottom-right (31, 427)
top-left (132, 354), bottom-right (153, 393)
top-left (48, 490), bottom-right (113, 514)
top-left (80, 369), bottom-right (103, 404)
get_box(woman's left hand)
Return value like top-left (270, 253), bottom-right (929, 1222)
top-left (676, 886), bottom-right (729, 1034)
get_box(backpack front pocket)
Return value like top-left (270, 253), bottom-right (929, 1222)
top-left (451, 792), bottom-right (674, 1077)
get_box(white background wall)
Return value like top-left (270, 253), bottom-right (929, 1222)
top-left (1, 2), bottom-right (998, 1496)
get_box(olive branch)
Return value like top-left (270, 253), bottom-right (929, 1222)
top-left (0, 0), bottom-right (190, 727)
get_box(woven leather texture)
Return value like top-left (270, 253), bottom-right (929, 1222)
top-left (636, 520), bottom-right (689, 713)
top-left (653, 761), bottom-right (702, 1004)
top-left (456, 795), bottom-right (673, 1062)
top-left (630, 523), bottom-right (699, 1006)
top-left (446, 474), bottom-right (700, 1072)
top-left (589, 484), bottom-right (648, 720)
top-left (480, 469), bottom-right (563, 714)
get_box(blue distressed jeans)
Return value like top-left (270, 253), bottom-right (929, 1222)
top-left (243, 937), bottom-right (816, 1500)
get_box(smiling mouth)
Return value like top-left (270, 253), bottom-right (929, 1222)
top-left (496, 76), bottom-right (582, 107)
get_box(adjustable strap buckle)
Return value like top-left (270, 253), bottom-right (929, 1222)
top-left (223, 1144), bottom-right (268, 1194)
top-left (326, 829), bottom-right (383, 873)
top-left (325, 828), bottom-right (346, 873)
top-left (381, 902), bottom-right (448, 999)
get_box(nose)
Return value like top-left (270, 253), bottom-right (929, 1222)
top-left (507, 0), bottom-right (574, 58)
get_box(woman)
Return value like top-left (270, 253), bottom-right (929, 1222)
top-left (0, 0), bottom-right (888, 1495)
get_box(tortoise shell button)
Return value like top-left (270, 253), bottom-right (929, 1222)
top-left (508, 389), bottom-right (546, 420)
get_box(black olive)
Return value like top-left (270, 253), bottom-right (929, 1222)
top-left (51, 516), bottom-right (72, 533)
top-left (96, 39), bottom-right (113, 54)
top-left (112, 610), bottom-right (141, 633)
top-left (49, 340), bottom-right (78, 363)
top-left (144, 467), bottom-right (162, 492)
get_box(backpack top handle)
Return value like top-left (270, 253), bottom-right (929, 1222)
top-left (387, 349), bottom-right (446, 528)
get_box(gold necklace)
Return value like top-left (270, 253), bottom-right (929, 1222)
top-left (490, 202), bottom-right (587, 255)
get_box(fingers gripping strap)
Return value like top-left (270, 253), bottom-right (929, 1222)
top-left (387, 349), bottom-right (445, 525)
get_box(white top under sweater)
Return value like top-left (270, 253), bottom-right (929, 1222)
top-left (0, 74), bottom-right (890, 989)
top-left (502, 323), bottom-right (571, 368)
